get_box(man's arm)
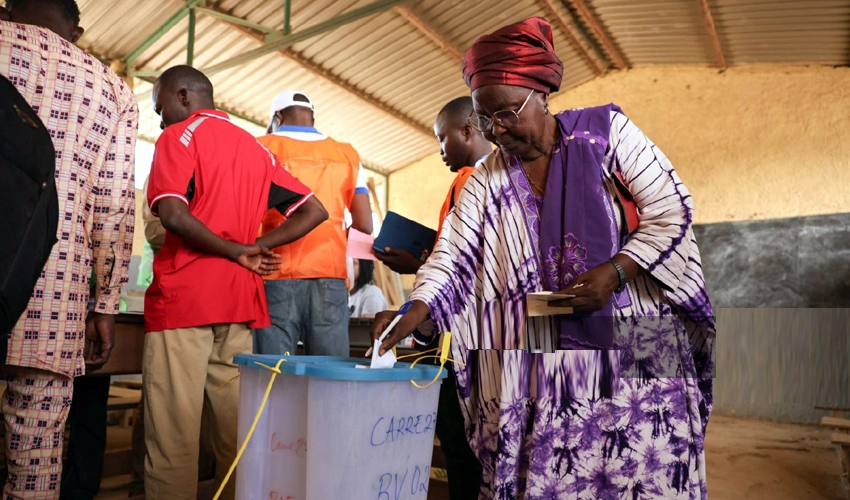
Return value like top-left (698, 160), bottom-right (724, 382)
top-left (157, 198), bottom-right (282, 275)
top-left (86, 100), bottom-right (138, 368)
top-left (142, 176), bottom-right (166, 253)
top-left (257, 195), bottom-right (328, 249)
top-left (349, 164), bottom-right (373, 234)
top-left (91, 102), bottom-right (137, 315)
top-left (350, 193), bottom-right (373, 235)
top-left (256, 159), bottom-right (329, 249)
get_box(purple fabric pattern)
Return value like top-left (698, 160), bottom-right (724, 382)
top-left (539, 105), bottom-right (622, 349)
top-left (408, 107), bottom-right (715, 499)
top-left (546, 234), bottom-right (588, 287)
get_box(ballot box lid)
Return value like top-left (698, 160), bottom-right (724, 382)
top-left (233, 354), bottom-right (447, 382)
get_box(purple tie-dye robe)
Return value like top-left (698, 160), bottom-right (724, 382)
top-left (410, 108), bottom-right (715, 499)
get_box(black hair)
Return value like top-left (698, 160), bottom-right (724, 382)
top-left (156, 65), bottom-right (214, 101)
top-left (354, 259), bottom-right (375, 292)
top-left (6, 0), bottom-right (80, 24)
top-left (437, 96), bottom-right (474, 130)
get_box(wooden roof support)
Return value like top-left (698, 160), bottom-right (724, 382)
top-left (201, 5), bottom-right (433, 138)
top-left (393, 5), bottom-right (462, 62)
top-left (697, 0), bottom-right (727, 69)
top-left (538, 0), bottom-right (606, 75)
top-left (565, 0), bottom-right (628, 70)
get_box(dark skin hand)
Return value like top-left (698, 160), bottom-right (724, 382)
top-left (550, 254), bottom-right (645, 312)
top-left (370, 301), bottom-right (431, 356)
top-left (84, 312), bottom-right (114, 371)
top-left (158, 198), bottom-right (282, 276)
top-left (374, 247), bottom-right (427, 275)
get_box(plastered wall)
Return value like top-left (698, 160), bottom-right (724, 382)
top-left (388, 64), bottom-right (850, 228)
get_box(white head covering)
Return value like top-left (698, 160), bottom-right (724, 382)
top-left (268, 90), bottom-right (314, 126)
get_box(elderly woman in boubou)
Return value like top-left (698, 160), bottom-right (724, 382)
top-left (373, 17), bottom-right (716, 500)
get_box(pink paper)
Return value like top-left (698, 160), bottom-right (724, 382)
top-left (347, 228), bottom-right (377, 260)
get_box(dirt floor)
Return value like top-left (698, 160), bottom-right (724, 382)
top-left (706, 414), bottom-right (842, 500)
top-left (93, 414), bottom-right (843, 499)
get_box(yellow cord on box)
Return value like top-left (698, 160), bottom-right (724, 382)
top-left (212, 357), bottom-right (286, 500)
top-left (397, 332), bottom-right (465, 389)
top-left (215, 352), bottom-right (291, 393)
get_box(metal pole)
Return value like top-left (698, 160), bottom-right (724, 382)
top-left (125, 0), bottom-right (206, 67)
top-left (187, 7), bottom-right (196, 66)
top-left (283, 0), bottom-right (292, 35)
top-left (195, 6), bottom-right (275, 34)
top-left (202, 0), bottom-right (407, 77)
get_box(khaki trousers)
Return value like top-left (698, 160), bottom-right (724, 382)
top-left (143, 323), bottom-right (251, 500)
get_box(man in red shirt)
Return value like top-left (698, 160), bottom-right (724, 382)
top-left (144, 65), bottom-right (327, 500)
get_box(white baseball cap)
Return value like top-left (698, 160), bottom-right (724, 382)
top-left (269, 90), bottom-right (314, 124)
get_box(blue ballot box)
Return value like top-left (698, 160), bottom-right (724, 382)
top-left (234, 355), bottom-right (446, 500)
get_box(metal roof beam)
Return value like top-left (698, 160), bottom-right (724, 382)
top-left (193, 6), bottom-right (276, 35)
top-left (283, 50), bottom-right (432, 136)
top-left (564, 0), bottom-right (628, 70)
top-left (125, 0), bottom-right (206, 67)
top-left (538, 0), bottom-right (607, 75)
top-left (187, 7), bottom-right (196, 67)
top-left (125, 0), bottom-right (430, 137)
top-left (283, 0), bottom-right (292, 35)
top-left (697, 0), bottom-right (728, 69)
top-left (200, 0), bottom-right (410, 77)
top-left (393, 5), bottom-right (462, 62)
top-left (197, 4), bottom-right (432, 137)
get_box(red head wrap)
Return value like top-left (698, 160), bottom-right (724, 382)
top-left (462, 17), bottom-right (564, 94)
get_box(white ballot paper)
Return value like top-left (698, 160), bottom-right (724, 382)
top-left (526, 291), bottom-right (575, 317)
top-left (369, 339), bottom-right (396, 369)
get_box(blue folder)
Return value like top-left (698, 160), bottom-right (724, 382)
top-left (373, 211), bottom-right (437, 260)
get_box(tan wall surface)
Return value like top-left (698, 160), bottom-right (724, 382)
top-left (388, 64), bottom-right (850, 228)
top-left (387, 155), bottom-right (458, 232)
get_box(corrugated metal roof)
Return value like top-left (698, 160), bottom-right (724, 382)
top-left (709, 0), bottom-right (850, 65)
top-left (581, 0), bottom-right (716, 65)
top-left (73, 0), bottom-right (850, 173)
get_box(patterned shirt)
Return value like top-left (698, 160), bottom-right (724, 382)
top-left (0, 21), bottom-right (138, 377)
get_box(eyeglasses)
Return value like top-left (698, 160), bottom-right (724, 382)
top-left (468, 89), bottom-right (535, 132)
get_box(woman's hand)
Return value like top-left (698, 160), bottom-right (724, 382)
top-left (550, 255), bottom-right (642, 312)
top-left (370, 301), bottom-right (431, 355)
top-left (551, 263), bottom-right (619, 313)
